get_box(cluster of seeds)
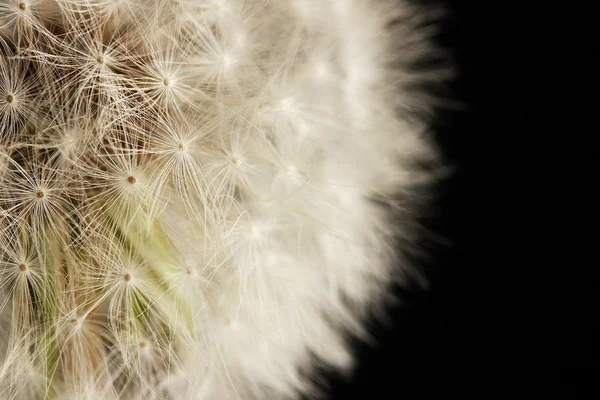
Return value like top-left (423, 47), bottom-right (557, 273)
top-left (0, 1), bottom-right (440, 399)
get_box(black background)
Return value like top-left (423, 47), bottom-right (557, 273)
top-left (323, 0), bottom-right (520, 395)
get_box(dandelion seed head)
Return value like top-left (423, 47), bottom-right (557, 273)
top-left (0, 0), bottom-right (444, 398)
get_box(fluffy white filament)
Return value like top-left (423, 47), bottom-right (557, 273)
top-left (0, 0), bottom-right (443, 399)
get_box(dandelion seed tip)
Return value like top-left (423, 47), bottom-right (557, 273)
top-left (19, 264), bottom-right (27, 272)
top-left (139, 340), bottom-right (148, 349)
top-left (67, 318), bottom-right (81, 330)
top-left (231, 157), bottom-right (240, 165)
top-left (221, 54), bottom-right (232, 67)
top-left (5, 94), bottom-right (14, 104)
top-left (18, 2), bottom-right (27, 11)
top-left (127, 176), bottom-right (136, 184)
top-left (123, 273), bottom-right (132, 282)
top-left (96, 55), bottom-right (105, 65)
top-left (36, 190), bottom-right (45, 198)
top-left (178, 143), bottom-right (185, 151)
top-left (163, 77), bottom-right (171, 87)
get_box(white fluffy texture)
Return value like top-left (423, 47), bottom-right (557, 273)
top-left (0, 0), bottom-right (439, 399)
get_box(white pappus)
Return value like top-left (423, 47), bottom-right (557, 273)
top-left (0, 0), bottom-right (446, 399)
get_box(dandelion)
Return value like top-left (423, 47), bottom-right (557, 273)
top-left (0, 0), bottom-right (446, 399)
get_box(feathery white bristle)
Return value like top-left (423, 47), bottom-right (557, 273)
top-left (0, 0), bottom-right (444, 398)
